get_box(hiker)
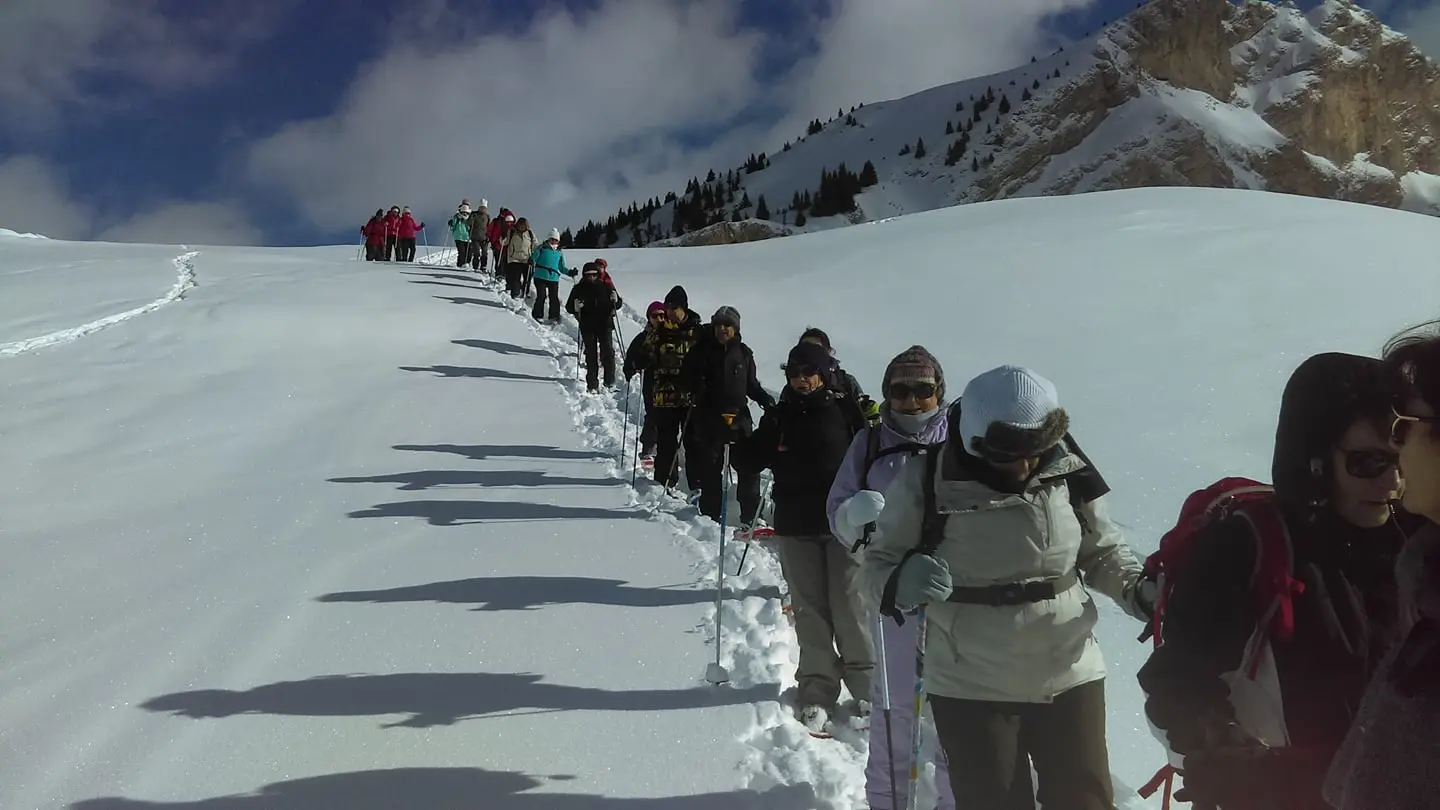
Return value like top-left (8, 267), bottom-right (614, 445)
top-left (1138, 352), bottom-right (1416, 810)
top-left (862, 365), bottom-right (1153, 810)
top-left (565, 262), bottom-right (622, 392)
top-left (467, 200), bottom-right (491, 273)
top-left (396, 207), bottom-right (424, 262)
top-left (448, 202), bottom-right (472, 268)
top-left (747, 340), bottom-right (874, 735)
top-left (361, 210), bottom-right (386, 261)
top-left (383, 205), bottom-right (401, 260)
top-left (490, 207), bottom-right (515, 269)
top-left (799, 327), bottom-right (879, 425)
top-left (530, 228), bottom-right (574, 322)
top-left (501, 217), bottom-right (536, 299)
top-left (623, 301), bottom-right (667, 465)
top-left (630, 286), bottom-right (704, 490)
top-left (679, 305), bottom-right (775, 526)
top-left (828, 345), bottom-right (956, 810)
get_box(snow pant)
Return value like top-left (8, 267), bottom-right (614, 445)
top-left (470, 239), bottom-right (486, 270)
top-left (776, 535), bottom-right (874, 709)
top-left (385, 235), bottom-right (397, 260)
top-left (929, 679), bottom-right (1111, 810)
top-left (456, 240), bottom-right (473, 268)
top-left (397, 237), bottom-right (417, 262)
top-left (505, 262), bottom-right (529, 298)
top-left (492, 249), bottom-right (504, 281)
top-left (640, 407), bottom-right (657, 455)
top-left (652, 407), bottom-right (699, 489)
top-left (581, 325), bottom-right (616, 391)
top-left (690, 436), bottom-right (760, 524)
top-left (365, 244), bottom-right (382, 261)
top-left (531, 278), bottom-right (562, 321)
top-left (869, 614), bottom-right (955, 810)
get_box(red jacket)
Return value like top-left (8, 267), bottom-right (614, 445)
top-left (363, 218), bottom-right (387, 245)
top-left (398, 214), bottom-right (424, 239)
top-left (383, 212), bottom-right (401, 238)
top-left (489, 211), bottom-right (514, 252)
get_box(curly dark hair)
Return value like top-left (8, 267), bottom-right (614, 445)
top-left (1385, 319), bottom-right (1440, 412)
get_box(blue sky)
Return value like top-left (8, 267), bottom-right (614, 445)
top-left (0, 0), bottom-right (1435, 246)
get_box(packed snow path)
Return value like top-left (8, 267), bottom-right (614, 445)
top-left (0, 248), bottom-right (811, 809)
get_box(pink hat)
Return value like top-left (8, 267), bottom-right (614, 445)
top-left (646, 301), bottom-right (665, 317)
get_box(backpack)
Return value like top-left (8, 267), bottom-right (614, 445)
top-left (848, 424), bottom-right (931, 553)
top-left (1134, 477), bottom-right (1302, 808)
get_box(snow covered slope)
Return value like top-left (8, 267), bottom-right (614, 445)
top-left (577, 0), bottom-right (1440, 245)
top-left (6, 186), bottom-right (1440, 809)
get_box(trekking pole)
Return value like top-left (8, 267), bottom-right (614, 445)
top-left (620, 377), bottom-right (632, 465)
top-left (906, 606), bottom-right (929, 810)
top-left (421, 228), bottom-right (431, 263)
top-left (877, 613), bottom-right (900, 810)
top-left (705, 440), bottom-right (733, 686)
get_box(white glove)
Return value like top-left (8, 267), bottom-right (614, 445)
top-left (836, 490), bottom-right (886, 542)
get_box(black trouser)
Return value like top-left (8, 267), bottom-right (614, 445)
top-left (505, 262), bottom-right (528, 298)
top-left (397, 237), bottom-right (416, 262)
top-left (640, 407), bottom-right (657, 454)
top-left (455, 240), bottom-right (471, 267)
top-left (531, 278), bottom-right (561, 321)
top-left (581, 325), bottom-right (616, 391)
top-left (691, 434), bottom-right (760, 524)
top-left (929, 679), bottom-right (1112, 810)
top-left (470, 240), bottom-right (486, 270)
top-left (492, 249), bottom-right (504, 280)
top-left (385, 236), bottom-right (397, 260)
top-left (653, 408), bottom-right (699, 489)
top-left (365, 244), bottom-right (381, 261)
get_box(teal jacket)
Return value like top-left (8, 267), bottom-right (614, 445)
top-left (447, 214), bottom-right (471, 242)
top-left (530, 244), bottom-right (575, 283)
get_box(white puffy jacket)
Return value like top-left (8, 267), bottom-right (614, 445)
top-left (861, 442), bottom-right (1147, 703)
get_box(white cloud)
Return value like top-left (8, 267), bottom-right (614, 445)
top-left (1392, 1), bottom-right (1440, 57)
top-left (244, 0), bottom-right (1093, 237)
top-left (0, 0), bottom-right (283, 132)
top-left (246, 0), bottom-right (770, 237)
top-left (0, 154), bottom-right (262, 245)
top-left (95, 201), bottom-right (263, 246)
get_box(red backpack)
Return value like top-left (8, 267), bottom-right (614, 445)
top-left (1137, 477), bottom-right (1305, 808)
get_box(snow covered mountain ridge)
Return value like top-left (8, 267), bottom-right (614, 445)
top-left (569, 0), bottom-right (1440, 248)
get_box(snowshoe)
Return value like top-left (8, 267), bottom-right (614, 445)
top-left (798, 705), bottom-right (832, 738)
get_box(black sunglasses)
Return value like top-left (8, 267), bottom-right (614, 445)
top-left (888, 382), bottom-right (937, 401)
top-left (1339, 448), bottom-right (1399, 479)
top-left (1390, 408), bottom-right (1440, 446)
top-left (786, 365), bottom-right (820, 379)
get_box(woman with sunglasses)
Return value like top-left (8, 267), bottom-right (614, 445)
top-left (862, 364), bottom-right (1151, 810)
top-left (747, 340), bottom-right (875, 734)
top-left (1325, 328), bottom-right (1440, 810)
top-left (622, 301), bottom-right (668, 466)
top-left (827, 345), bottom-right (956, 810)
top-left (1138, 352), bottom-right (1416, 810)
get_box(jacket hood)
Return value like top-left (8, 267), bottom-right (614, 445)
top-left (1273, 352), bottom-right (1401, 508)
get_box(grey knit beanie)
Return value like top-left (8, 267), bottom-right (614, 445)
top-left (712, 306), bottom-right (741, 330)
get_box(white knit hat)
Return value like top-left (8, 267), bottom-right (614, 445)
top-left (480, 199), bottom-right (488, 208)
top-left (548, 227), bottom-right (561, 241)
top-left (957, 365), bottom-right (1062, 457)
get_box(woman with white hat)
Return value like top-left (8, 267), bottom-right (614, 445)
top-left (529, 227), bottom-right (575, 323)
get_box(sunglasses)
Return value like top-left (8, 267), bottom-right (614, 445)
top-left (888, 382), bottom-right (937, 401)
top-left (786, 365), bottom-right (820, 379)
top-left (714, 320), bottom-right (737, 330)
top-left (1339, 448), bottom-right (1399, 479)
top-left (1391, 408), bottom-right (1440, 446)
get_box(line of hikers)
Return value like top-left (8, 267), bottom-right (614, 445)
top-left (361, 205), bottom-right (426, 262)
top-left (611, 287), bottom-right (1440, 810)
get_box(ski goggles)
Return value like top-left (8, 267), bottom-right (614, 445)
top-left (1390, 407), bottom-right (1440, 446)
top-left (887, 381), bottom-right (937, 401)
top-left (1340, 448), bottom-right (1400, 479)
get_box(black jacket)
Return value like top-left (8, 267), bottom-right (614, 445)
top-left (564, 278), bottom-right (621, 332)
top-left (632, 310), bottom-right (703, 409)
top-left (749, 388), bottom-right (866, 536)
top-left (681, 328), bottom-right (775, 439)
top-left (623, 330), bottom-right (654, 403)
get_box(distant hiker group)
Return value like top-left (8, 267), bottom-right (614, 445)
top-left (361, 205), bottom-right (425, 262)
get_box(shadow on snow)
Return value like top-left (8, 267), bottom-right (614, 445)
top-left (400, 364), bottom-right (560, 383)
top-left (139, 671), bottom-right (776, 729)
top-left (452, 337), bottom-right (552, 357)
top-left (316, 575), bottom-right (780, 611)
top-left (328, 469), bottom-right (622, 490)
top-left (71, 767), bottom-right (817, 810)
top-left (432, 294), bottom-right (508, 310)
top-left (346, 499), bottom-right (642, 525)
top-left (393, 443), bottom-right (610, 462)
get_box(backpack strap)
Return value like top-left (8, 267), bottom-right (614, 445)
top-left (1236, 504), bottom-right (1303, 678)
top-left (851, 426), bottom-right (930, 553)
top-left (879, 446), bottom-right (947, 625)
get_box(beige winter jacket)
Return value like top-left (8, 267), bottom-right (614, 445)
top-left (503, 229), bottom-right (536, 264)
top-left (861, 443), bottom-right (1147, 703)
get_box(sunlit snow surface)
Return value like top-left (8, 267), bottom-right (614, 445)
top-left (4, 187), bottom-right (1440, 808)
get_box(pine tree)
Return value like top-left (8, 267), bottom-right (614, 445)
top-left (1033, 78), bottom-right (1040, 89)
top-left (1022, 87), bottom-right (1032, 102)
top-left (783, 140), bottom-right (792, 152)
top-left (999, 94), bottom-right (1011, 114)
top-left (792, 190), bottom-right (803, 210)
top-left (899, 142), bottom-right (911, 156)
top-left (559, 228), bottom-right (574, 249)
top-left (755, 195), bottom-right (770, 220)
top-left (972, 155), bottom-right (980, 172)
top-left (945, 120), bottom-right (955, 135)
top-left (731, 209), bottom-right (743, 223)
top-left (740, 191), bottom-right (751, 208)
top-left (914, 137), bottom-right (926, 158)
top-left (604, 220), bottom-right (618, 246)
top-left (860, 160), bottom-right (878, 186)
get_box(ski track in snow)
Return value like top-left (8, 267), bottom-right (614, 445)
top-left (0, 249), bottom-right (198, 357)
top-left (416, 253), bottom-right (869, 809)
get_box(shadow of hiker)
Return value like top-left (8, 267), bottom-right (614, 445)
top-left (407, 279), bottom-right (490, 293)
top-left (401, 271), bottom-right (483, 283)
top-left (346, 499), bottom-right (642, 525)
top-left (393, 443), bottom-right (609, 462)
top-left (400, 365), bottom-right (559, 383)
top-left (140, 672), bottom-right (777, 729)
top-left (433, 295), bottom-right (507, 310)
top-left (316, 575), bottom-right (780, 611)
top-left (71, 767), bottom-right (818, 810)
top-left (329, 469), bottom-right (623, 491)
top-left (453, 338), bottom-right (552, 358)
